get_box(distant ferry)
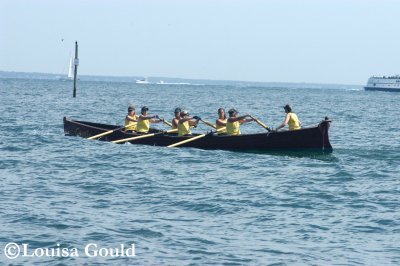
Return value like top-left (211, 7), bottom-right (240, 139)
top-left (365, 75), bottom-right (400, 92)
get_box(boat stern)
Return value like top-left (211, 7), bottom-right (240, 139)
top-left (318, 117), bottom-right (332, 152)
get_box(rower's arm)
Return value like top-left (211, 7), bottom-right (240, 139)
top-left (178, 117), bottom-right (193, 124)
top-left (240, 118), bottom-right (254, 124)
top-left (139, 115), bottom-right (158, 121)
top-left (216, 119), bottom-right (226, 127)
top-left (276, 114), bottom-right (290, 130)
top-left (188, 119), bottom-right (199, 127)
top-left (126, 115), bottom-right (137, 122)
top-left (228, 115), bottom-right (249, 123)
top-left (172, 118), bottom-right (179, 128)
top-left (150, 119), bottom-right (162, 123)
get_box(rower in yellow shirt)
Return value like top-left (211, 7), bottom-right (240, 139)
top-left (215, 108), bottom-right (227, 135)
top-left (275, 104), bottom-right (302, 131)
top-left (177, 110), bottom-right (200, 136)
top-left (136, 106), bottom-right (163, 133)
top-left (124, 105), bottom-right (138, 131)
top-left (226, 108), bottom-right (253, 135)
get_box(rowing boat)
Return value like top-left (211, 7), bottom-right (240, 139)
top-left (63, 117), bottom-right (332, 152)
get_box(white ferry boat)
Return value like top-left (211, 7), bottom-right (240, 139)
top-left (364, 75), bottom-right (400, 92)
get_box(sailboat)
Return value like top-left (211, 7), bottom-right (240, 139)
top-left (67, 57), bottom-right (74, 80)
top-left (58, 57), bottom-right (74, 81)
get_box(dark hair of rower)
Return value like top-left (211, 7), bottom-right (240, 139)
top-left (218, 108), bottom-right (226, 120)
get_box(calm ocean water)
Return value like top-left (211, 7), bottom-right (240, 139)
top-left (0, 78), bottom-right (399, 265)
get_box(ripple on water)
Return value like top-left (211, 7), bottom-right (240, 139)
top-left (1, 79), bottom-right (400, 264)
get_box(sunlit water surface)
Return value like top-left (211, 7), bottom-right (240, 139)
top-left (0, 79), bottom-right (399, 265)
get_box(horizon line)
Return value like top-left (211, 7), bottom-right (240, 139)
top-left (0, 69), bottom-right (363, 87)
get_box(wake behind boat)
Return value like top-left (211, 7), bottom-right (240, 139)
top-left (156, 80), bottom-right (191, 85)
top-left (63, 117), bottom-right (332, 152)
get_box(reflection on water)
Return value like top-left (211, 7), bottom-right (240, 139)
top-left (0, 79), bottom-right (399, 265)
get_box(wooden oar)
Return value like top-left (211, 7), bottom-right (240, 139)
top-left (167, 127), bottom-right (226, 148)
top-left (249, 115), bottom-right (271, 132)
top-left (200, 119), bottom-right (217, 129)
top-left (112, 128), bottom-right (178, 144)
top-left (87, 124), bottom-right (134, 140)
top-left (161, 118), bottom-right (173, 128)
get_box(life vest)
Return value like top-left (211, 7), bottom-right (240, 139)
top-left (136, 118), bottom-right (150, 133)
top-left (124, 115), bottom-right (138, 131)
top-left (226, 121), bottom-right (241, 135)
top-left (178, 121), bottom-right (191, 136)
top-left (288, 112), bottom-right (301, 130)
top-left (216, 119), bottom-right (227, 134)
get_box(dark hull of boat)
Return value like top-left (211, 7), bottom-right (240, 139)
top-left (63, 117), bottom-right (333, 152)
top-left (364, 87), bottom-right (400, 92)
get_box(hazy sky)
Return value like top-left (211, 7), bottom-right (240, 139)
top-left (1, 0), bottom-right (399, 84)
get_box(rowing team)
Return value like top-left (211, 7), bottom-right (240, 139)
top-left (124, 105), bottom-right (301, 136)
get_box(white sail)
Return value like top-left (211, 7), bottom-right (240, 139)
top-left (67, 57), bottom-right (74, 79)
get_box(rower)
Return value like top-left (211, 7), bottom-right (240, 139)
top-left (275, 104), bottom-right (301, 131)
top-left (226, 108), bottom-right (253, 136)
top-left (171, 107), bottom-right (181, 129)
top-left (178, 110), bottom-right (200, 136)
top-left (124, 105), bottom-right (138, 131)
top-left (215, 108), bottom-right (227, 135)
top-left (136, 106), bottom-right (163, 133)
